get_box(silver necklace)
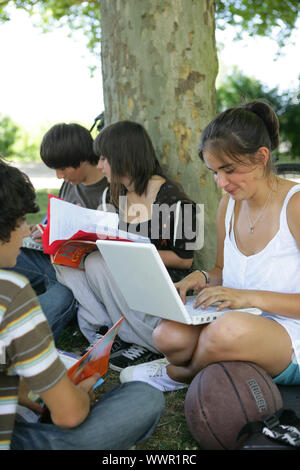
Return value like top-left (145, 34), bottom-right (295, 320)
top-left (246, 181), bottom-right (275, 233)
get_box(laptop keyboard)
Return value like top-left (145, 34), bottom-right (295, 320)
top-left (184, 297), bottom-right (223, 323)
top-left (183, 297), bottom-right (261, 323)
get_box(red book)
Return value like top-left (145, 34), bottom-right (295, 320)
top-left (41, 195), bottom-right (150, 269)
top-left (67, 317), bottom-right (124, 385)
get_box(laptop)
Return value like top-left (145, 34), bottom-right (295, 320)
top-left (96, 240), bottom-right (261, 325)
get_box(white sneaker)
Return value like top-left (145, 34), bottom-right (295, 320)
top-left (119, 358), bottom-right (188, 392)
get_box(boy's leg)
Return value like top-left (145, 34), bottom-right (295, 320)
top-left (9, 248), bottom-right (77, 342)
top-left (9, 248), bottom-right (54, 290)
top-left (54, 264), bottom-right (113, 341)
top-left (38, 281), bottom-right (78, 342)
top-left (11, 382), bottom-right (165, 450)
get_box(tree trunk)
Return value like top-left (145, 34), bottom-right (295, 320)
top-left (100, 0), bottom-right (220, 269)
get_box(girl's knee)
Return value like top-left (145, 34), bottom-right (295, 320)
top-left (199, 312), bottom-right (249, 359)
top-left (152, 320), bottom-right (175, 354)
top-left (152, 320), bottom-right (201, 357)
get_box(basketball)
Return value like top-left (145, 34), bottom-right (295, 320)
top-left (184, 361), bottom-right (283, 450)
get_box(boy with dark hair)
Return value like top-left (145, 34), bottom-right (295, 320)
top-left (40, 123), bottom-right (107, 207)
top-left (10, 123), bottom-right (108, 341)
top-left (0, 158), bottom-right (164, 450)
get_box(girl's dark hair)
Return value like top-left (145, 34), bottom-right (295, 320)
top-left (40, 123), bottom-right (98, 169)
top-left (93, 120), bottom-right (163, 207)
top-left (198, 100), bottom-right (280, 174)
top-left (0, 158), bottom-right (39, 243)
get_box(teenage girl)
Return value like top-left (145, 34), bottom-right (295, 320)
top-left (120, 100), bottom-right (300, 390)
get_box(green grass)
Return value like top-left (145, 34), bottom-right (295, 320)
top-left (57, 323), bottom-right (198, 450)
top-left (26, 188), bottom-right (59, 226)
top-left (31, 189), bottom-right (199, 450)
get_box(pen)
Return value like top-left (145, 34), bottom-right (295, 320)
top-left (36, 224), bottom-right (45, 234)
top-left (93, 377), bottom-right (104, 390)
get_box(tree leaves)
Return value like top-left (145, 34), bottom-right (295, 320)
top-left (0, 0), bottom-right (299, 56)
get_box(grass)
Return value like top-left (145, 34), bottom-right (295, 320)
top-left (26, 188), bottom-right (59, 225)
top-left (57, 323), bottom-right (198, 450)
top-left (30, 189), bottom-right (199, 451)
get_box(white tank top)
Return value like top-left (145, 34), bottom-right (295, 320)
top-left (223, 184), bottom-right (300, 294)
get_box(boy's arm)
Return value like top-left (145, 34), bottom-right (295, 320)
top-left (39, 373), bottom-right (99, 429)
top-left (5, 280), bottom-right (98, 429)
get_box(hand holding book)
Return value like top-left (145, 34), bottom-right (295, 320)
top-left (41, 195), bottom-right (150, 269)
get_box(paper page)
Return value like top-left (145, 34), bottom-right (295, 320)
top-left (49, 198), bottom-right (119, 244)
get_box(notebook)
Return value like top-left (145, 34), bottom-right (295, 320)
top-left (96, 240), bottom-right (261, 325)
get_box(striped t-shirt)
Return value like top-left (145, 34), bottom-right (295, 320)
top-left (0, 270), bottom-right (66, 450)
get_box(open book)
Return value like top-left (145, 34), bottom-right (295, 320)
top-left (66, 316), bottom-right (124, 385)
top-left (33, 317), bottom-right (125, 424)
top-left (41, 195), bottom-right (150, 269)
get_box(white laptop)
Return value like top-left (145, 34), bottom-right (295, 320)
top-left (96, 240), bottom-right (261, 325)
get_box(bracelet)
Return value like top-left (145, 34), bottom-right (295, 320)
top-left (195, 270), bottom-right (210, 284)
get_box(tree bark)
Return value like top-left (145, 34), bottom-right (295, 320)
top-left (100, 0), bottom-right (220, 269)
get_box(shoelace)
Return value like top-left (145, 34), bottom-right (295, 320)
top-left (122, 345), bottom-right (148, 360)
top-left (83, 333), bottom-right (103, 354)
top-left (147, 359), bottom-right (169, 377)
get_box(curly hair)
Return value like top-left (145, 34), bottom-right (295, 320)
top-left (0, 158), bottom-right (39, 243)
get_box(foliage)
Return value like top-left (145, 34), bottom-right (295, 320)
top-left (0, 0), bottom-right (299, 57)
top-left (216, 68), bottom-right (284, 113)
top-left (279, 92), bottom-right (300, 159)
top-left (0, 113), bottom-right (43, 161)
top-left (26, 188), bottom-right (59, 225)
top-left (217, 69), bottom-right (300, 159)
top-left (216, 0), bottom-right (300, 48)
top-left (0, 0), bottom-right (100, 59)
top-left (0, 114), bottom-right (19, 157)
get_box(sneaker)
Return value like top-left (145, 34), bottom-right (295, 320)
top-left (110, 336), bottom-right (131, 358)
top-left (81, 325), bottom-right (109, 356)
top-left (81, 327), bottom-right (130, 358)
top-left (119, 357), bottom-right (188, 392)
top-left (109, 344), bottom-right (164, 372)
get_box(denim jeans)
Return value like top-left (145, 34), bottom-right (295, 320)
top-left (9, 248), bottom-right (77, 342)
top-left (11, 382), bottom-right (165, 450)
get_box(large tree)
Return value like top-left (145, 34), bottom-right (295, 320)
top-left (1, 0), bottom-right (299, 267)
top-left (100, 0), bottom-right (219, 268)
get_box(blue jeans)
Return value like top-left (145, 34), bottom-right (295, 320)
top-left (9, 248), bottom-right (77, 342)
top-left (11, 382), bottom-right (165, 450)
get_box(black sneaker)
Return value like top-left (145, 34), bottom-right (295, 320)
top-left (81, 325), bottom-right (109, 356)
top-left (110, 336), bottom-right (131, 358)
top-left (81, 327), bottom-right (130, 358)
top-left (109, 344), bottom-right (164, 372)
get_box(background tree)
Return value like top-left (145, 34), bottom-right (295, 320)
top-left (1, 0), bottom-right (299, 55)
top-left (1, 0), bottom-right (299, 267)
top-left (0, 114), bottom-right (19, 157)
top-left (217, 68), bottom-right (300, 159)
top-left (99, 0), bottom-right (219, 269)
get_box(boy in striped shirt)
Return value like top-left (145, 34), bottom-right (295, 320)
top-left (0, 159), bottom-right (164, 450)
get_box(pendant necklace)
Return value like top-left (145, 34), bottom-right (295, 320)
top-left (246, 180), bottom-right (275, 233)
